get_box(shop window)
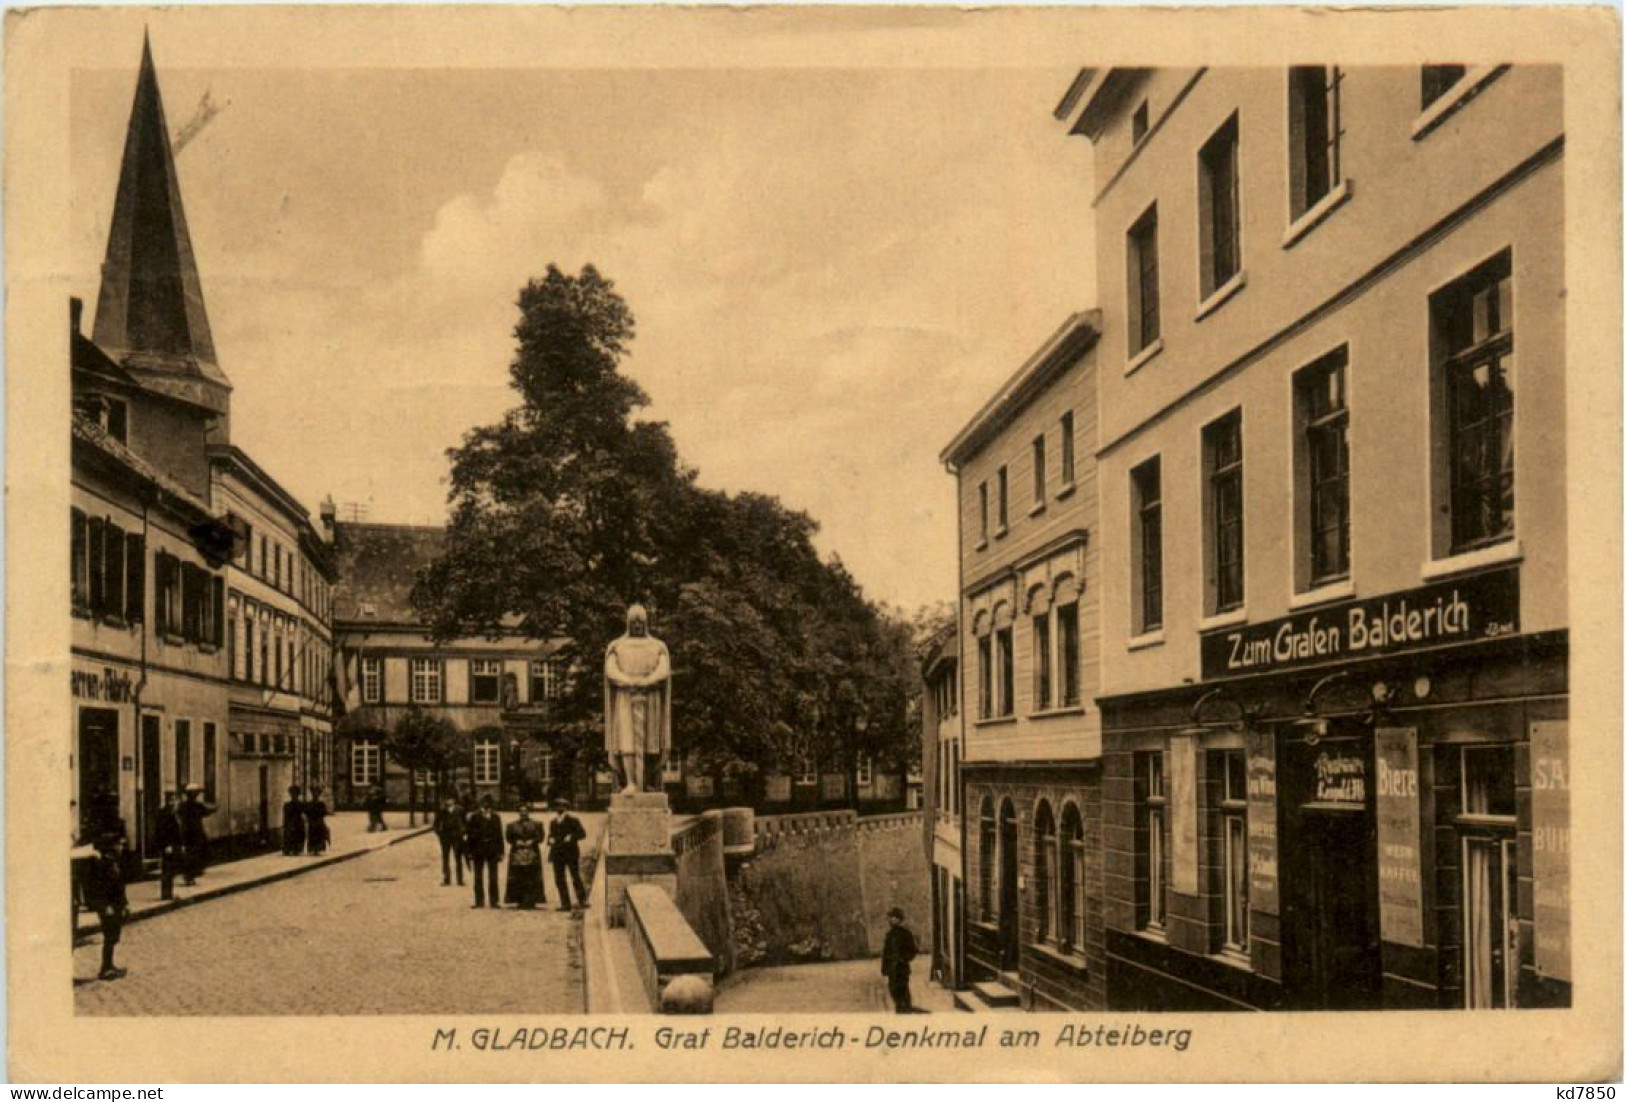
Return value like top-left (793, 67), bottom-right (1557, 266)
top-left (1060, 802), bottom-right (1086, 954)
top-left (1057, 601), bottom-right (1081, 707)
top-left (1421, 65), bottom-right (1467, 109)
top-left (1198, 114), bottom-right (1242, 301)
top-left (410, 658), bottom-right (444, 704)
top-left (1137, 751), bottom-right (1168, 932)
top-left (1034, 800), bottom-right (1058, 943)
top-left (978, 798), bottom-right (997, 921)
top-left (1294, 348), bottom-right (1351, 588)
top-left (470, 658), bottom-right (502, 704)
top-left (1127, 204), bottom-right (1161, 355)
top-left (1131, 457), bottom-right (1163, 632)
top-left (473, 739), bottom-right (501, 786)
top-left (1032, 611), bottom-right (1052, 710)
top-left (352, 740), bottom-right (380, 787)
top-left (1216, 749), bottom-right (1249, 954)
top-left (1431, 250), bottom-right (1515, 556)
top-left (1289, 67), bottom-right (1344, 220)
top-left (1203, 411), bottom-right (1245, 614)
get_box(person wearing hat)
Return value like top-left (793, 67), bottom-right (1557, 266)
top-left (177, 784), bottom-right (216, 886)
top-left (305, 786), bottom-right (331, 855)
top-left (364, 785), bottom-right (389, 833)
top-left (547, 798), bottom-right (589, 911)
top-left (81, 831), bottom-right (130, 980)
top-left (282, 785), bottom-right (307, 856)
top-left (155, 791), bottom-right (183, 899)
top-left (881, 906), bottom-right (920, 1013)
top-left (432, 794), bottom-right (467, 886)
top-left (462, 795), bottom-right (505, 909)
top-left (503, 802), bottom-right (547, 910)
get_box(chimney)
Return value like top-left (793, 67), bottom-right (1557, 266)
top-left (320, 496), bottom-right (337, 537)
top-left (70, 297), bottom-right (83, 336)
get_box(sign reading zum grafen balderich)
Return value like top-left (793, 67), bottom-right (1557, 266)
top-left (1200, 567), bottom-right (1519, 681)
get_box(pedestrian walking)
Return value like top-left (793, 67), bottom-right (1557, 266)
top-left (155, 791), bottom-right (182, 899)
top-left (463, 795), bottom-right (504, 909)
top-left (82, 832), bottom-right (130, 981)
top-left (881, 906), bottom-right (921, 1013)
top-left (433, 795), bottom-right (466, 886)
top-left (503, 803), bottom-right (547, 909)
top-left (364, 785), bottom-right (388, 832)
top-left (547, 798), bottom-right (589, 911)
top-left (177, 783), bottom-right (216, 886)
top-left (305, 786), bottom-right (331, 855)
top-left (281, 785), bottom-right (307, 856)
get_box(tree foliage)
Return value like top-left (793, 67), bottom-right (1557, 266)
top-left (412, 264), bottom-right (921, 790)
top-left (385, 707), bottom-right (462, 776)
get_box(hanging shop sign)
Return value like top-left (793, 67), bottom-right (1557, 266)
top-left (1530, 720), bottom-right (1570, 982)
top-left (1374, 728), bottom-right (1425, 948)
top-left (1169, 735), bottom-right (1198, 895)
top-left (1310, 749), bottom-right (1367, 805)
top-left (1200, 567), bottom-right (1519, 681)
top-left (1245, 727), bottom-right (1279, 916)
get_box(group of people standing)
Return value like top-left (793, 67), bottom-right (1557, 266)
top-left (280, 785), bottom-right (332, 857)
top-left (433, 794), bottom-right (589, 913)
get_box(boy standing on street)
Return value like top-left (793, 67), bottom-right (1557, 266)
top-left (881, 906), bottom-right (920, 1013)
top-left (82, 832), bottom-right (130, 981)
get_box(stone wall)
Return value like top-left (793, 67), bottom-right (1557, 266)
top-left (672, 810), bottom-right (734, 975)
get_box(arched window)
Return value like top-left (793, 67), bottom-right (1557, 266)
top-left (1060, 802), bottom-right (1085, 953)
top-left (1034, 801), bottom-right (1057, 942)
top-left (978, 798), bottom-right (997, 919)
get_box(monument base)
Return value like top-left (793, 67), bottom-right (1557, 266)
top-left (604, 790), bottom-right (676, 927)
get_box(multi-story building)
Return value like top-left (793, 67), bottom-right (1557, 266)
top-left (70, 39), bottom-right (235, 865)
top-left (213, 448), bottom-right (337, 852)
top-left (940, 312), bottom-right (1107, 1010)
top-left (1057, 65), bottom-right (1568, 1010)
top-left (920, 629), bottom-right (965, 990)
top-left (328, 518), bottom-right (577, 810)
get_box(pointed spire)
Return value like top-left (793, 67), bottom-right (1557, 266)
top-left (92, 34), bottom-right (229, 408)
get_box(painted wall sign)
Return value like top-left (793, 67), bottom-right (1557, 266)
top-left (1374, 728), bottom-right (1425, 948)
top-left (1311, 750), bottom-right (1367, 805)
top-left (1200, 567), bottom-right (1519, 680)
top-left (1169, 735), bottom-right (1198, 895)
top-left (1530, 720), bottom-right (1570, 982)
top-left (71, 666), bottom-right (136, 704)
top-left (1245, 727), bottom-right (1279, 916)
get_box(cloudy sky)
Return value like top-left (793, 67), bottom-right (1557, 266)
top-left (71, 20), bottom-right (1097, 611)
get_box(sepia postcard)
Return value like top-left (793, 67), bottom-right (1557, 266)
top-left (5, 3), bottom-right (1621, 1084)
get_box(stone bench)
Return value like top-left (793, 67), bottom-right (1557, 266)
top-left (625, 882), bottom-right (716, 1013)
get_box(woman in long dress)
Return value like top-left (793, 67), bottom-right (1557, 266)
top-left (305, 786), bottom-right (330, 855)
top-left (503, 803), bottom-right (547, 909)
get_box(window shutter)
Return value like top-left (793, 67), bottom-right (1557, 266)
top-left (104, 522), bottom-right (125, 620)
top-left (88, 517), bottom-right (106, 615)
top-left (71, 509), bottom-right (88, 609)
top-left (125, 533), bottom-right (145, 622)
top-left (213, 575), bottom-right (225, 646)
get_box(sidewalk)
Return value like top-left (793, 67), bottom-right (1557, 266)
top-left (713, 958), bottom-right (960, 1013)
top-left (74, 811), bottom-right (432, 940)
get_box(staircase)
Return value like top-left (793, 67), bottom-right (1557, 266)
top-left (953, 972), bottom-right (1023, 1013)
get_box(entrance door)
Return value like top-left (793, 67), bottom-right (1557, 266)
top-left (1297, 810), bottom-right (1381, 1009)
top-left (998, 799), bottom-right (1019, 970)
top-left (1462, 833), bottom-right (1518, 1008)
top-left (77, 708), bottom-right (120, 838)
top-left (141, 715), bottom-right (162, 855)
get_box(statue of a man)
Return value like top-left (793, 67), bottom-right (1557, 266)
top-left (603, 604), bottom-right (672, 795)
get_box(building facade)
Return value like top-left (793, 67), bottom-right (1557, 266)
top-left (941, 313), bottom-right (1107, 1010)
top-left (1057, 65), bottom-right (1568, 1009)
top-left (921, 632), bottom-right (965, 990)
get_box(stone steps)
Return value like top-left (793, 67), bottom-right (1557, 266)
top-left (954, 978), bottom-right (1022, 1012)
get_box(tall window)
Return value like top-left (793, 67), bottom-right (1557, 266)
top-left (856, 754), bottom-right (872, 787)
top-left (273, 621), bottom-right (284, 689)
top-left (1032, 435), bottom-right (1047, 506)
top-left (352, 740), bottom-right (380, 786)
top-left (1060, 803), bottom-right (1086, 954)
top-left (203, 723), bottom-right (218, 803)
top-left (175, 719), bottom-right (192, 790)
top-left (1139, 751), bottom-right (1168, 931)
top-left (259, 535), bottom-right (267, 580)
top-left (1421, 65), bottom-right (1467, 109)
top-left (530, 658), bottom-right (563, 702)
top-left (1459, 744), bottom-right (1517, 1008)
top-left (1216, 749), bottom-right (1249, 954)
top-left (470, 659), bottom-right (502, 704)
top-left (1290, 67), bottom-right (1344, 219)
top-left (473, 739), bottom-right (501, 786)
top-left (996, 626), bottom-right (1015, 718)
top-left (1205, 412), bottom-right (1245, 613)
top-left (977, 635), bottom-right (993, 720)
top-left (409, 658), bottom-right (443, 704)
top-left (1199, 114), bottom-right (1242, 299)
top-left (978, 799), bottom-right (997, 919)
top-left (1434, 251), bottom-right (1514, 553)
top-left (996, 466), bottom-right (1009, 532)
top-left (1297, 348), bottom-right (1351, 584)
top-left (1131, 458), bottom-right (1163, 633)
top-left (978, 482), bottom-right (989, 544)
top-left (70, 512), bottom-right (143, 623)
top-left (1060, 412), bottom-right (1076, 488)
top-left (361, 656), bottom-right (382, 704)
top-left (1035, 801), bottom-right (1058, 942)
top-left (1032, 610), bottom-right (1052, 711)
top-left (1127, 205), bottom-right (1160, 354)
top-left (1056, 601), bottom-right (1081, 708)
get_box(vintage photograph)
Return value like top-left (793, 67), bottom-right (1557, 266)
top-left (9, 2), bottom-right (1620, 1083)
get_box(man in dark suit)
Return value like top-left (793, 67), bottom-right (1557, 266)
top-left (547, 799), bottom-right (589, 911)
top-left (155, 791), bottom-right (182, 899)
top-left (462, 796), bottom-right (503, 908)
top-left (881, 906), bottom-right (920, 1013)
top-left (177, 784), bottom-right (216, 885)
top-left (433, 795), bottom-right (467, 887)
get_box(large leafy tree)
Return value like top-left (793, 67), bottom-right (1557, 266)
top-left (413, 264), bottom-right (918, 800)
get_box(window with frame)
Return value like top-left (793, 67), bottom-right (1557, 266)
top-left (203, 723), bottom-right (218, 803)
top-left (795, 758), bottom-right (817, 786)
top-left (1421, 65), bottom-right (1468, 109)
top-left (242, 610), bottom-right (255, 683)
top-left (1198, 114), bottom-right (1242, 300)
top-left (856, 754), bottom-right (872, 787)
top-left (273, 621), bottom-right (284, 689)
top-left (259, 535), bottom-right (267, 580)
top-left (1034, 801), bottom-right (1058, 943)
top-left (409, 658), bottom-right (444, 704)
top-left (1289, 67), bottom-right (1344, 220)
top-left (1215, 749), bottom-right (1249, 954)
top-left (1060, 412), bottom-right (1076, 488)
top-left (1204, 411), bottom-right (1245, 613)
top-left (530, 658), bottom-right (563, 702)
top-left (361, 656), bottom-right (382, 704)
top-left (1056, 601), bottom-right (1081, 708)
top-left (1131, 458), bottom-right (1164, 633)
top-left (1032, 435), bottom-right (1047, 507)
top-left (1127, 205), bottom-right (1161, 355)
top-left (1296, 348), bottom-right (1351, 586)
top-left (996, 467), bottom-right (1009, 533)
top-left (175, 719), bottom-right (192, 790)
top-left (470, 658), bottom-right (502, 704)
top-left (1032, 610), bottom-right (1052, 711)
top-left (977, 635), bottom-right (993, 720)
top-left (978, 799), bottom-right (997, 920)
top-left (1138, 751), bottom-right (1168, 932)
top-left (1432, 251), bottom-right (1514, 554)
top-left (473, 739), bottom-right (501, 786)
top-left (71, 511), bottom-right (144, 624)
top-left (1456, 743), bottom-right (1518, 1008)
top-left (1060, 802), bottom-right (1086, 954)
top-left (996, 626), bottom-right (1015, 718)
top-left (352, 739), bottom-right (380, 786)
top-left (978, 482), bottom-right (989, 544)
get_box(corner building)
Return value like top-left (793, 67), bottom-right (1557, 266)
top-left (941, 314), bottom-right (1107, 1010)
top-left (1056, 66), bottom-right (1568, 1009)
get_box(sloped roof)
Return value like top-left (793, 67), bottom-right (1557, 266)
top-left (72, 410), bottom-right (213, 521)
top-left (330, 522), bottom-right (446, 625)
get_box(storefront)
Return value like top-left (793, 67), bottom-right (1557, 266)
top-left (1101, 567), bottom-right (1570, 1011)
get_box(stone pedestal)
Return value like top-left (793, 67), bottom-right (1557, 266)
top-left (604, 790), bottom-right (676, 927)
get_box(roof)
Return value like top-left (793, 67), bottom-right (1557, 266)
top-left (330, 522), bottom-right (445, 625)
top-left (920, 628), bottom-right (959, 679)
top-left (72, 410), bottom-right (214, 521)
top-left (1060, 68), bottom-right (1150, 140)
top-left (940, 310), bottom-right (1101, 470)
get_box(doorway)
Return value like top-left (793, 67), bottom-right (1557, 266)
top-left (998, 798), bottom-right (1019, 970)
top-left (1292, 809), bottom-right (1381, 1009)
top-left (77, 708), bottom-right (120, 838)
top-left (141, 714), bottom-right (161, 855)
top-left (1462, 833), bottom-right (1518, 1007)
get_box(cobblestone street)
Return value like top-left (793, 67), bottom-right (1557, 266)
top-left (74, 827), bottom-right (596, 1016)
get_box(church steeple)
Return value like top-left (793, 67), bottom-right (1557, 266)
top-left (92, 34), bottom-right (230, 414)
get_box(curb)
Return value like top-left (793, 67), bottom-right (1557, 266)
top-left (75, 826), bottom-right (435, 942)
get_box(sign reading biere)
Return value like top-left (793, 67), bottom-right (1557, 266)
top-left (1375, 728), bottom-right (1425, 948)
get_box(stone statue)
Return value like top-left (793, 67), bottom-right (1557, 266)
top-left (603, 604), bottom-right (672, 795)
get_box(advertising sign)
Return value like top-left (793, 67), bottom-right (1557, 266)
top-left (1169, 734), bottom-right (1198, 895)
top-left (1531, 720), bottom-right (1570, 982)
top-left (1245, 727), bottom-right (1279, 916)
top-left (1374, 728), bottom-right (1425, 948)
